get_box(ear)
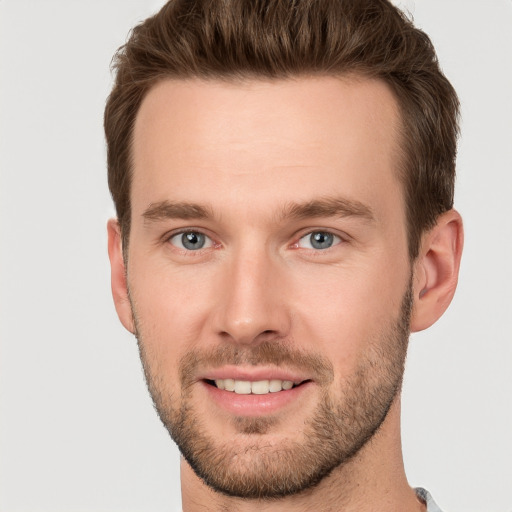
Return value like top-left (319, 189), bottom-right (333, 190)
top-left (107, 219), bottom-right (135, 334)
top-left (410, 209), bottom-right (464, 332)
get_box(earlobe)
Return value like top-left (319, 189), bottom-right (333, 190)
top-left (410, 209), bottom-right (464, 332)
top-left (107, 219), bottom-right (135, 334)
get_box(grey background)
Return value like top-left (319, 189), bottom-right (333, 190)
top-left (1, 1), bottom-right (511, 511)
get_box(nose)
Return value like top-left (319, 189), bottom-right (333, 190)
top-left (211, 245), bottom-right (292, 345)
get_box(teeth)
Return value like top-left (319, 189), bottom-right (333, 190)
top-left (281, 380), bottom-right (293, 390)
top-left (224, 378), bottom-right (235, 392)
top-left (252, 380), bottom-right (270, 395)
top-left (234, 380), bottom-right (252, 394)
top-left (213, 379), bottom-right (296, 394)
top-left (269, 379), bottom-right (283, 392)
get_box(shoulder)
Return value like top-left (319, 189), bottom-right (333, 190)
top-left (415, 487), bottom-right (444, 512)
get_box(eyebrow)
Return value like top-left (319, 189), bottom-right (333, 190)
top-left (142, 197), bottom-right (374, 224)
top-left (142, 201), bottom-right (214, 222)
top-left (279, 197), bottom-right (375, 223)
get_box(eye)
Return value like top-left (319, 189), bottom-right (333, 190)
top-left (297, 231), bottom-right (341, 250)
top-left (169, 231), bottom-right (213, 251)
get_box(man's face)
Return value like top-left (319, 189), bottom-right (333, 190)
top-left (126, 76), bottom-right (412, 498)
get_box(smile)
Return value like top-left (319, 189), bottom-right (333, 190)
top-left (208, 379), bottom-right (303, 395)
top-left (202, 375), bottom-right (313, 416)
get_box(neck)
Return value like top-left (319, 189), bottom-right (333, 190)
top-left (180, 397), bottom-right (425, 512)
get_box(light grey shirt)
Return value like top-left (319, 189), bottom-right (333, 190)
top-left (416, 488), bottom-right (444, 512)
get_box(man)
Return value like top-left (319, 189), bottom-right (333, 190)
top-left (105, 1), bottom-right (463, 510)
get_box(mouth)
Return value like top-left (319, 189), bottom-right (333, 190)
top-left (204, 378), bottom-right (311, 395)
top-left (199, 368), bottom-right (315, 416)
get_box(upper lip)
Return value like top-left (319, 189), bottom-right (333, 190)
top-left (200, 366), bottom-right (311, 384)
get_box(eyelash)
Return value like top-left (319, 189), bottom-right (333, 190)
top-left (164, 228), bottom-right (346, 255)
top-left (296, 231), bottom-right (342, 249)
top-left (163, 229), bottom-right (218, 255)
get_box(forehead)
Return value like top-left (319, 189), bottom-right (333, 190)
top-left (131, 76), bottom-right (403, 221)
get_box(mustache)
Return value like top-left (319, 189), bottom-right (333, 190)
top-left (179, 342), bottom-right (334, 387)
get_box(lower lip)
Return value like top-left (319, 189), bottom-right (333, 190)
top-left (202, 381), bottom-right (313, 417)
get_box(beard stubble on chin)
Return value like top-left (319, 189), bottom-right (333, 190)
top-left (131, 282), bottom-right (413, 500)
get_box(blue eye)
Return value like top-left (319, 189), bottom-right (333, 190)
top-left (298, 231), bottom-right (341, 250)
top-left (169, 231), bottom-right (212, 250)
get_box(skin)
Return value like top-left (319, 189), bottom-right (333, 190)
top-left (108, 76), bottom-right (463, 511)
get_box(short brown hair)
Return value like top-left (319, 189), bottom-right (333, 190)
top-left (105, 0), bottom-right (459, 259)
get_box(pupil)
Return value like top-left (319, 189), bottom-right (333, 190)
top-left (311, 232), bottom-right (333, 249)
top-left (182, 232), bottom-right (204, 250)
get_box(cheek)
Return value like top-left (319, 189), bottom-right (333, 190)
top-left (289, 262), bottom-right (407, 364)
top-left (128, 259), bottom-right (217, 366)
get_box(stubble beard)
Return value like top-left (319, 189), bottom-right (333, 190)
top-left (132, 283), bottom-right (412, 500)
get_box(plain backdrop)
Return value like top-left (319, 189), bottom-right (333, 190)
top-left (1, 1), bottom-right (511, 511)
